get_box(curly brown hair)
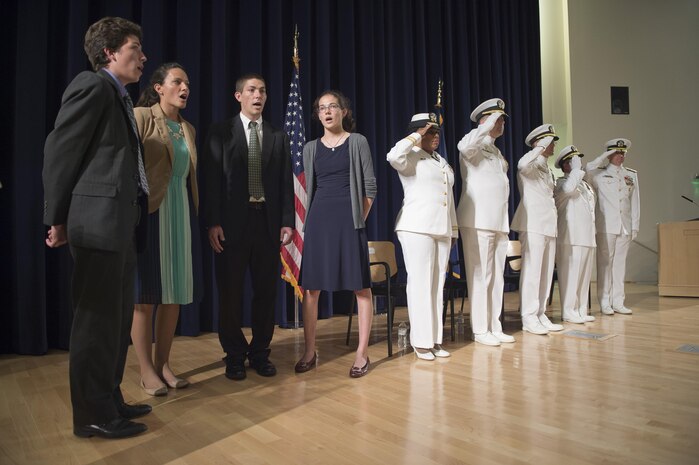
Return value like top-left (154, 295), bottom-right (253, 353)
top-left (84, 17), bottom-right (142, 71)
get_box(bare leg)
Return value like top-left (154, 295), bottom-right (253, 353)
top-left (353, 288), bottom-right (373, 367)
top-left (131, 303), bottom-right (165, 389)
top-left (300, 290), bottom-right (320, 362)
top-left (153, 304), bottom-right (182, 385)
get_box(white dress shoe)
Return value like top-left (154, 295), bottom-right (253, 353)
top-left (431, 345), bottom-right (451, 358)
top-left (562, 313), bottom-right (586, 324)
top-left (522, 318), bottom-right (549, 335)
top-left (473, 332), bottom-right (501, 346)
top-left (613, 306), bottom-right (632, 314)
top-left (491, 331), bottom-right (515, 343)
top-left (580, 313), bottom-right (596, 322)
top-left (414, 348), bottom-right (436, 361)
top-left (539, 314), bottom-right (564, 332)
top-left (601, 306), bottom-right (614, 315)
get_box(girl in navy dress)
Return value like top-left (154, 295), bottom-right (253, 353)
top-left (295, 91), bottom-right (377, 378)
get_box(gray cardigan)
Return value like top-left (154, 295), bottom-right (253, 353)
top-left (302, 133), bottom-right (377, 230)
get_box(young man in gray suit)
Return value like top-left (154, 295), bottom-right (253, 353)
top-left (43, 16), bottom-right (151, 439)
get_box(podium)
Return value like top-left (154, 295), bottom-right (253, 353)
top-left (658, 221), bottom-right (699, 297)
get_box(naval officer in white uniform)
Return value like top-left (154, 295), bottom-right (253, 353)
top-left (456, 98), bottom-right (515, 346)
top-left (584, 138), bottom-right (640, 315)
top-left (511, 124), bottom-right (564, 335)
top-left (388, 113), bottom-right (458, 360)
top-left (553, 146), bottom-right (596, 324)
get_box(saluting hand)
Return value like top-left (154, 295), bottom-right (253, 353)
top-left (536, 136), bottom-right (554, 149)
top-left (415, 123), bottom-right (433, 137)
top-left (570, 155), bottom-right (582, 171)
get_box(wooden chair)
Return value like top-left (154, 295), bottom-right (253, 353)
top-left (346, 241), bottom-right (404, 356)
top-left (442, 258), bottom-right (466, 341)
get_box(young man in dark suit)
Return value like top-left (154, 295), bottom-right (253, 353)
top-left (43, 16), bottom-right (151, 439)
top-left (202, 74), bottom-right (294, 381)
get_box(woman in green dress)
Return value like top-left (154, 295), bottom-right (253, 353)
top-left (132, 63), bottom-right (199, 395)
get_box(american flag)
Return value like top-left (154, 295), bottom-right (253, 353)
top-left (280, 62), bottom-right (307, 300)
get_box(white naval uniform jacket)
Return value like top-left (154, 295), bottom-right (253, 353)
top-left (554, 169), bottom-right (596, 247)
top-left (586, 164), bottom-right (640, 235)
top-left (387, 134), bottom-right (458, 238)
top-left (455, 125), bottom-right (510, 233)
top-left (511, 147), bottom-right (557, 237)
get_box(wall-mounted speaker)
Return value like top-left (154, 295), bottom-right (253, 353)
top-left (611, 86), bottom-right (629, 115)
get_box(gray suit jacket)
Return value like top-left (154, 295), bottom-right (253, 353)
top-left (43, 69), bottom-right (143, 252)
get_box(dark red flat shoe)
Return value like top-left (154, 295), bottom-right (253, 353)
top-left (294, 352), bottom-right (317, 373)
top-left (349, 357), bottom-right (370, 378)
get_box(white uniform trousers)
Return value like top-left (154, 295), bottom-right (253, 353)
top-left (596, 233), bottom-right (631, 309)
top-left (556, 244), bottom-right (594, 319)
top-left (519, 232), bottom-right (556, 321)
top-left (396, 231), bottom-right (451, 349)
top-left (460, 227), bottom-right (508, 335)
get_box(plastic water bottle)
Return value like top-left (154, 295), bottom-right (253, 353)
top-left (397, 322), bottom-right (409, 350)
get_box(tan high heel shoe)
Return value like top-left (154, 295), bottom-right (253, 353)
top-left (140, 378), bottom-right (168, 396)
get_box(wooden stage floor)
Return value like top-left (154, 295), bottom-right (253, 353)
top-left (1, 283), bottom-right (698, 464)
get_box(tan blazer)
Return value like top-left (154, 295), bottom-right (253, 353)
top-left (133, 103), bottom-right (199, 214)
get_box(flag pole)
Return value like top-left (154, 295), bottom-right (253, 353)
top-left (292, 24), bottom-right (301, 329)
top-left (280, 24), bottom-right (304, 329)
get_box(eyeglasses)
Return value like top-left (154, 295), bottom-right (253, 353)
top-left (317, 103), bottom-right (341, 112)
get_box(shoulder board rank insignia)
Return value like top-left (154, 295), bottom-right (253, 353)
top-left (626, 168), bottom-right (637, 173)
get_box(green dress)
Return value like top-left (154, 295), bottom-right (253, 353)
top-left (158, 119), bottom-right (193, 303)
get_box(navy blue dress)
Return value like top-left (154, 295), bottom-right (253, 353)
top-left (300, 139), bottom-right (371, 291)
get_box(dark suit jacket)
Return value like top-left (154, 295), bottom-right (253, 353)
top-left (43, 70), bottom-right (143, 252)
top-left (201, 113), bottom-right (294, 243)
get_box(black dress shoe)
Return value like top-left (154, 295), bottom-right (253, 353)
top-left (224, 358), bottom-right (247, 380)
top-left (117, 402), bottom-right (152, 420)
top-left (249, 358), bottom-right (277, 377)
top-left (74, 417), bottom-right (147, 439)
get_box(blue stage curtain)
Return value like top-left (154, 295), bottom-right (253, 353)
top-left (2, 0), bottom-right (540, 354)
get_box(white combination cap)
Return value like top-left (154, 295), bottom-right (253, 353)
top-left (470, 98), bottom-right (507, 123)
top-left (525, 124), bottom-right (559, 147)
top-left (555, 145), bottom-right (584, 169)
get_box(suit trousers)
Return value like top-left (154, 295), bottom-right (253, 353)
top-left (460, 227), bottom-right (507, 335)
top-left (69, 242), bottom-right (136, 426)
top-left (519, 232), bottom-right (556, 321)
top-left (396, 231), bottom-right (450, 349)
top-left (596, 233), bottom-right (630, 309)
top-left (556, 244), bottom-right (594, 319)
top-left (215, 205), bottom-right (278, 361)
